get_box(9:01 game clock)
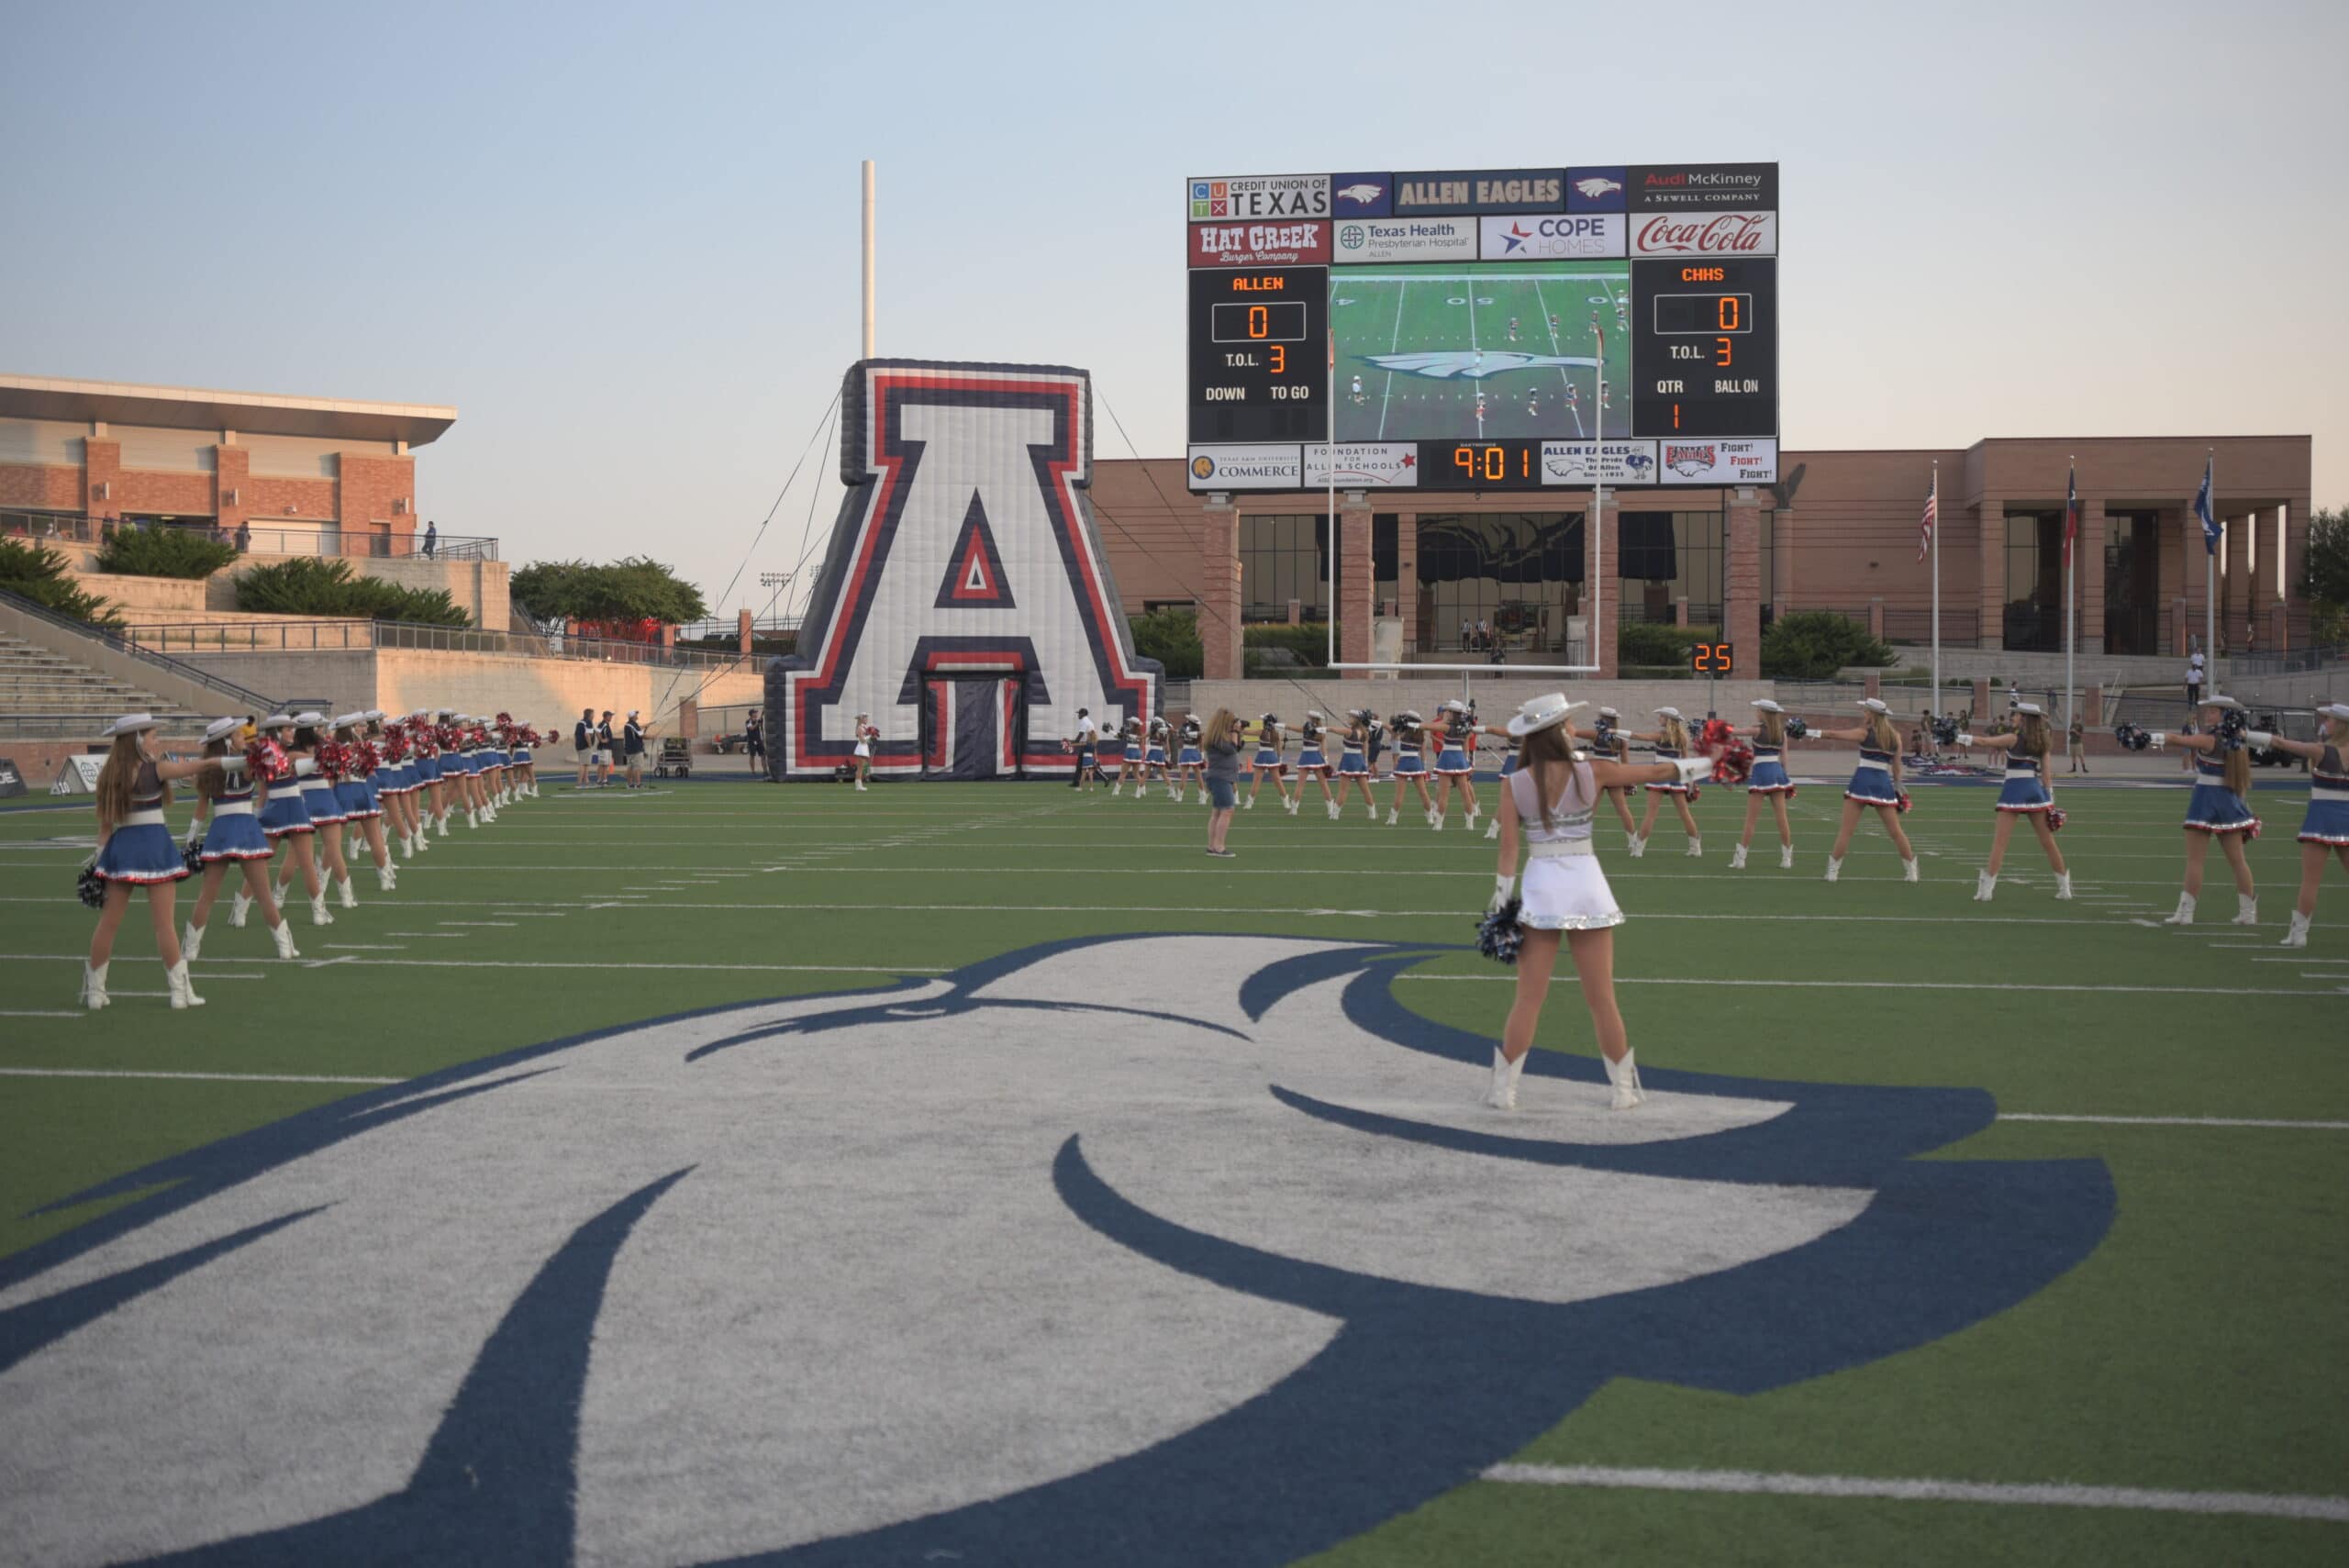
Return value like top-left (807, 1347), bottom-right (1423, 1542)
top-left (1187, 267), bottom-right (1328, 442)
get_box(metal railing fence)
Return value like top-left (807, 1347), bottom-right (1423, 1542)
top-left (3, 509), bottom-right (495, 562)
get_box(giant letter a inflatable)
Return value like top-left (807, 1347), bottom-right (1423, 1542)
top-left (764, 361), bottom-right (1162, 781)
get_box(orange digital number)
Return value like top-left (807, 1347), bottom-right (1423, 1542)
top-left (1248, 306), bottom-right (1268, 339)
top-left (1269, 344), bottom-right (1285, 373)
top-left (1690, 642), bottom-right (1735, 675)
top-left (1718, 295), bottom-right (1741, 330)
top-left (1453, 447), bottom-right (1475, 479)
top-left (1484, 445), bottom-right (1505, 481)
top-left (1715, 337), bottom-right (1732, 367)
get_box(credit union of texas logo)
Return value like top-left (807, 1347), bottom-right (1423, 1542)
top-left (0, 935), bottom-right (2111, 1565)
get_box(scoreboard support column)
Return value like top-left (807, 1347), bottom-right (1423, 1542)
top-left (1199, 497), bottom-right (1243, 681)
top-left (1727, 488), bottom-right (1763, 662)
top-left (1337, 499), bottom-right (1375, 680)
top-left (1586, 493), bottom-right (1618, 679)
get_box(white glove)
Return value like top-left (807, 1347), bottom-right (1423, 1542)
top-left (1671, 755), bottom-right (1716, 785)
top-left (2148, 731), bottom-right (2167, 751)
top-left (218, 753), bottom-right (250, 773)
top-left (2246, 730), bottom-right (2275, 750)
top-left (1955, 733), bottom-right (1975, 748)
top-left (1489, 873), bottom-right (1515, 912)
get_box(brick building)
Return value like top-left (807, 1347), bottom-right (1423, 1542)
top-left (0, 373), bottom-right (455, 554)
top-left (1087, 434), bottom-right (2313, 679)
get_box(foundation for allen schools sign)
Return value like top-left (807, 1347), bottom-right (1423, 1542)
top-left (763, 361), bottom-right (1162, 781)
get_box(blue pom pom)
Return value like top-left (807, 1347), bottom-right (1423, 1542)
top-left (1475, 898), bottom-right (1524, 965)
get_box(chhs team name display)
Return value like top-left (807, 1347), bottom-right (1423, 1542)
top-left (1185, 164), bottom-right (1778, 493)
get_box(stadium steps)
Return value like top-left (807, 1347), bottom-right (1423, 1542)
top-left (0, 632), bottom-right (214, 731)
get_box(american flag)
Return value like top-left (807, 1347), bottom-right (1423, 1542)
top-left (1916, 473), bottom-right (1938, 562)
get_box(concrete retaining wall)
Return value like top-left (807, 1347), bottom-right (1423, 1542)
top-left (60, 546), bottom-right (508, 629)
top-left (1188, 677), bottom-right (1773, 726)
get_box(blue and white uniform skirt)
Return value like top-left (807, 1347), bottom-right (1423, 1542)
top-left (259, 788), bottom-right (313, 839)
top-left (1122, 743), bottom-right (1141, 767)
top-left (1176, 745), bottom-right (1205, 768)
top-left (1516, 840), bottom-right (1624, 931)
top-left (1647, 747), bottom-right (1689, 795)
top-left (513, 746), bottom-right (532, 766)
top-left (199, 796), bottom-right (273, 862)
top-left (1843, 751), bottom-right (1902, 806)
top-left (1744, 746), bottom-right (1794, 795)
top-left (1498, 751), bottom-right (1520, 778)
top-left (335, 778), bottom-right (382, 820)
top-left (300, 781), bottom-right (346, 826)
top-left (1434, 744), bottom-right (1472, 777)
top-left (95, 810), bottom-right (187, 884)
top-left (1296, 747), bottom-right (1329, 773)
top-left (1337, 747), bottom-right (1369, 778)
top-left (416, 754), bottom-right (440, 784)
top-left (1144, 744), bottom-right (1169, 768)
top-left (1390, 746), bottom-right (1427, 778)
top-left (2299, 780), bottom-right (2349, 845)
top-left (2183, 781), bottom-right (2258, 834)
top-left (490, 749), bottom-right (511, 770)
top-left (1252, 746), bottom-right (1283, 773)
top-left (1995, 765), bottom-right (2053, 814)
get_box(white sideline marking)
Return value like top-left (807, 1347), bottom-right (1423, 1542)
top-left (325, 944), bottom-right (407, 951)
top-left (1401, 975), bottom-right (2280, 997)
top-left (0, 952), bottom-right (944, 975)
top-left (0, 1010), bottom-right (83, 1018)
top-left (1479, 1462), bottom-right (2349, 1521)
top-left (0, 1067), bottom-right (401, 1086)
top-left (2000, 1113), bottom-right (2349, 1130)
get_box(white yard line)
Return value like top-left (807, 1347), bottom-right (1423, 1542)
top-left (0, 1067), bottom-right (400, 1086)
top-left (1400, 975), bottom-right (2299, 997)
top-left (1999, 1113), bottom-right (2349, 1130)
top-left (1375, 277), bottom-right (1408, 439)
top-left (1480, 1462), bottom-right (2349, 1523)
top-left (0, 952), bottom-right (944, 975)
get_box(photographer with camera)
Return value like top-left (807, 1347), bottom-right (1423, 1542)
top-left (1201, 708), bottom-right (1247, 856)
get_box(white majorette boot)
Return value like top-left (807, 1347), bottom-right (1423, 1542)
top-left (2054, 871), bottom-right (2073, 900)
top-left (1364, 802), bottom-right (1378, 821)
top-left (415, 825), bottom-right (432, 851)
top-left (398, 831), bottom-right (414, 859)
top-left (1110, 781), bottom-right (1122, 796)
top-left (1327, 799), bottom-right (1341, 821)
top-left (1974, 870), bottom-right (1997, 902)
top-left (165, 959), bottom-right (204, 1010)
top-left (1780, 843), bottom-right (1795, 869)
top-left (1902, 857), bottom-right (1920, 883)
top-left (1730, 843), bottom-right (1748, 870)
top-left (465, 807), bottom-right (479, 828)
top-left (436, 811), bottom-right (451, 837)
top-left (2280, 910), bottom-right (2312, 949)
top-left (1386, 807), bottom-right (1399, 826)
top-left (1686, 837), bottom-right (1703, 858)
top-left (377, 862), bottom-right (396, 893)
top-left (1286, 795), bottom-right (1299, 816)
top-left (229, 889), bottom-right (251, 928)
top-left (310, 893), bottom-right (335, 927)
top-left (1484, 1046), bottom-right (1527, 1110)
top-left (2162, 892), bottom-right (2196, 925)
top-left (1626, 836), bottom-right (1647, 859)
top-left (1486, 817), bottom-right (1501, 840)
top-left (1431, 813), bottom-right (1445, 831)
top-left (854, 781), bottom-right (867, 793)
top-left (182, 919), bottom-right (205, 962)
top-left (271, 918), bottom-right (299, 960)
top-left (1243, 795), bottom-right (1253, 810)
top-left (1604, 1049), bottom-right (1645, 1110)
top-left (81, 961), bottom-right (109, 1010)
top-left (337, 876), bottom-right (358, 910)
top-left (1823, 855), bottom-right (1842, 883)
top-left (2233, 894), bottom-right (2258, 927)
top-left (1466, 810), bottom-right (1480, 833)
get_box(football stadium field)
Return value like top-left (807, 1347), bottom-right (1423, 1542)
top-left (2, 770), bottom-right (2344, 1564)
top-left (1330, 260), bottom-right (1633, 444)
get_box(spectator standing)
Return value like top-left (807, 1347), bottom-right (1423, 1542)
top-left (1067, 706), bottom-right (1098, 791)
top-left (2186, 649), bottom-right (2205, 710)
top-left (1201, 709), bottom-right (1243, 856)
top-left (1459, 617), bottom-right (1471, 651)
top-left (2067, 713), bottom-right (2087, 774)
top-left (421, 520), bottom-right (438, 559)
top-left (234, 520), bottom-right (251, 552)
top-left (623, 711), bottom-right (647, 788)
top-left (744, 710), bottom-right (765, 773)
top-left (596, 711), bottom-right (618, 787)
top-left (573, 708), bottom-right (597, 788)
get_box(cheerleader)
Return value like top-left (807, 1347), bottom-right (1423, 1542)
top-left (409, 709), bottom-right (446, 841)
top-left (333, 713), bottom-right (397, 892)
top-left (1483, 693), bottom-right (1719, 1112)
top-left (1293, 710), bottom-right (1341, 818)
top-left (1812, 697), bottom-right (1920, 883)
top-left (1244, 713), bottom-right (1293, 812)
top-left (181, 717), bottom-right (298, 962)
top-left (480, 712), bottom-right (510, 811)
top-left (1627, 706), bottom-right (1703, 858)
top-left (1164, 713), bottom-right (1202, 802)
top-left (281, 712), bottom-right (358, 910)
top-left (244, 713), bottom-right (329, 927)
top-left (1947, 702), bottom-right (2070, 902)
top-left (2143, 695), bottom-right (2261, 926)
top-left (1384, 709), bottom-right (1437, 826)
top-left (458, 714), bottom-right (493, 823)
top-left (1429, 700), bottom-right (1485, 831)
top-left (1731, 698), bottom-right (1798, 871)
top-left (1105, 716), bottom-right (1142, 795)
top-left (1141, 716), bottom-right (1174, 801)
top-left (1333, 709), bottom-right (1381, 819)
top-left (2250, 703), bottom-right (2349, 947)
top-left (80, 714), bottom-right (209, 1009)
top-left (852, 712), bottom-right (877, 789)
top-left (515, 721), bottom-right (540, 798)
top-left (374, 716), bottom-right (418, 857)
top-left (1565, 706), bottom-right (1640, 844)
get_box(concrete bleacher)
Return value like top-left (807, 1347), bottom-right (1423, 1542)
top-left (0, 629), bottom-right (211, 737)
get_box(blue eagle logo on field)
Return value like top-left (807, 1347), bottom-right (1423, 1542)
top-left (1365, 350), bottom-right (1599, 381)
top-left (0, 935), bottom-right (2112, 1567)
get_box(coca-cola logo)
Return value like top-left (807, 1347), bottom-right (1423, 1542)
top-left (1631, 212), bottom-right (1776, 256)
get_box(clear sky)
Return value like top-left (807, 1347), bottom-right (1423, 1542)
top-left (5, 0), bottom-right (2341, 617)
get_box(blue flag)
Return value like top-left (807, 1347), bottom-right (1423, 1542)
top-left (2193, 457), bottom-right (2218, 555)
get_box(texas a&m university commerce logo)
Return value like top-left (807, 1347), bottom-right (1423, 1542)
top-left (763, 360), bottom-right (1161, 780)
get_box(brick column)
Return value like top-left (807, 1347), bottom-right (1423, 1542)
top-left (1772, 506), bottom-right (1795, 613)
top-left (1586, 495), bottom-right (1618, 677)
top-left (2085, 684), bottom-right (2104, 726)
top-left (2279, 499), bottom-right (2309, 651)
top-left (1976, 500), bottom-right (2005, 651)
top-left (214, 442), bottom-right (251, 539)
top-left (1868, 597), bottom-right (1885, 642)
top-left (1725, 489), bottom-right (1761, 658)
top-left (1395, 512), bottom-right (1418, 654)
top-left (1199, 498), bottom-right (1242, 681)
top-left (2077, 497), bottom-right (2107, 655)
top-left (84, 436), bottom-right (121, 519)
top-left (738, 608), bottom-right (753, 653)
top-left (1338, 498), bottom-right (1374, 680)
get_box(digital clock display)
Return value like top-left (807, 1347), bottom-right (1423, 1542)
top-left (1431, 439), bottom-right (1547, 489)
top-left (1187, 267), bottom-right (1329, 442)
top-left (1689, 640), bottom-right (1735, 674)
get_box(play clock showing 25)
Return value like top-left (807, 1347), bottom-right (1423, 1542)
top-left (1630, 257), bottom-right (1777, 439)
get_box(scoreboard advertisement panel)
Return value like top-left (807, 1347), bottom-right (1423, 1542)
top-left (1185, 163), bottom-right (1777, 492)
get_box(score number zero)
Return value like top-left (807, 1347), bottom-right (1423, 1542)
top-left (1689, 641), bottom-right (1735, 675)
top-left (1209, 299), bottom-right (1308, 391)
top-left (1654, 291), bottom-right (1751, 371)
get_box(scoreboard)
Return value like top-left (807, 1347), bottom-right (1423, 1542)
top-left (1184, 164), bottom-right (1779, 493)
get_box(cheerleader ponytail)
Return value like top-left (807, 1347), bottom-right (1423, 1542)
top-left (2224, 740), bottom-right (2251, 795)
top-left (93, 732), bottom-right (140, 835)
top-left (1661, 715), bottom-right (1689, 753)
top-left (1866, 713), bottom-right (1899, 753)
top-left (1759, 712), bottom-right (1786, 748)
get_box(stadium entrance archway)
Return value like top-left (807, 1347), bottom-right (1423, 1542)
top-left (920, 675), bottom-right (1029, 780)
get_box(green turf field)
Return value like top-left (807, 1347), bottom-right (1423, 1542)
top-left (1330, 260), bottom-right (1632, 443)
top-left (1, 770), bottom-right (2343, 1563)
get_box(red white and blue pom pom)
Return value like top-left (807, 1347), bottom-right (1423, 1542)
top-left (2046, 807), bottom-right (2066, 832)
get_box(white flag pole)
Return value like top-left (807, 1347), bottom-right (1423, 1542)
top-left (2065, 456), bottom-right (2076, 739)
top-left (1324, 329), bottom-right (1336, 673)
top-left (2205, 448), bottom-right (2216, 698)
top-left (1593, 318), bottom-right (1606, 675)
top-left (1930, 461), bottom-right (1941, 722)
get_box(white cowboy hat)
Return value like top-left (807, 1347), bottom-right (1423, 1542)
top-left (202, 716), bottom-right (244, 743)
top-left (293, 711), bottom-right (327, 726)
top-left (330, 711), bottom-right (367, 729)
top-left (1439, 699), bottom-right (1467, 713)
top-left (2013, 701), bottom-right (2045, 717)
top-left (1750, 698), bottom-right (1785, 714)
top-left (2319, 703), bottom-right (2349, 724)
top-left (1653, 706), bottom-right (1685, 720)
top-left (1507, 692), bottom-right (1585, 738)
top-left (2199, 695), bottom-right (2244, 711)
top-left (262, 712), bottom-right (296, 728)
top-left (1305, 710), bottom-right (1323, 719)
top-left (362, 709), bottom-right (385, 721)
top-left (1857, 697), bottom-right (1891, 715)
top-left (103, 713), bottom-right (159, 738)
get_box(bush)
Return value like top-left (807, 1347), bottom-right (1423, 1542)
top-left (0, 538), bottom-right (120, 627)
top-left (95, 526), bottom-right (237, 580)
top-left (1617, 621), bottom-right (1718, 666)
top-left (1130, 607), bottom-right (1202, 680)
top-left (234, 557), bottom-right (471, 627)
top-left (511, 557), bottom-right (708, 625)
top-left (1242, 621), bottom-right (1330, 668)
top-left (1760, 610), bottom-right (1897, 679)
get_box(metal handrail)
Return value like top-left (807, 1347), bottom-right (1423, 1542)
top-left (111, 616), bottom-right (756, 670)
top-left (0, 586), bottom-right (278, 711)
top-left (2, 509), bottom-right (497, 562)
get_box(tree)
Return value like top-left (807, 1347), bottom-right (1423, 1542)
top-left (0, 538), bottom-right (120, 627)
top-left (1130, 607), bottom-right (1202, 680)
top-left (509, 557), bottom-right (708, 626)
top-left (234, 557), bottom-right (470, 626)
top-left (1760, 610), bottom-right (1897, 680)
top-left (2303, 506), bottom-right (2349, 645)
